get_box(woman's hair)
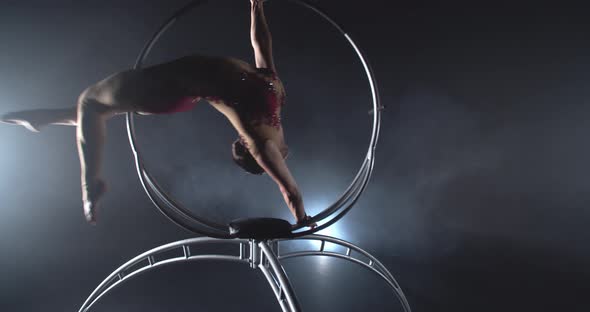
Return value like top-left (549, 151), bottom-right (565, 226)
top-left (232, 138), bottom-right (265, 175)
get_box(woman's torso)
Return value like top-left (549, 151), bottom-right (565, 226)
top-left (141, 54), bottom-right (288, 155)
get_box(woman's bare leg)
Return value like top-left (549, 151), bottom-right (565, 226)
top-left (2, 65), bottom-right (191, 224)
top-left (76, 95), bottom-right (112, 224)
top-left (76, 68), bottom-right (165, 224)
top-left (1, 92), bottom-right (113, 224)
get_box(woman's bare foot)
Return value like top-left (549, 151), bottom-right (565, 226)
top-left (83, 179), bottom-right (107, 225)
top-left (0, 110), bottom-right (47, 132)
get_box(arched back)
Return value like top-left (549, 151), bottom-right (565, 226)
top-left (126, 0), bottom-right (382, 239)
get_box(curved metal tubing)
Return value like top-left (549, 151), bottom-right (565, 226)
top-left (141, 166), bottom-right (231, 238)
top-left (259, 241), bottom-right (302, 311)
top-left (291, 160), bottom-right (371, 236)
top-left (259, 265), bottom-right (293, 311)
top-left (79, 237), bottom-right (249, 312)
top-left (126, 0), bottom-right (382, 238)
top-left (79, 237), bottom-right (301, 312)
top-left (278, 235), bottom-right (412, 312)
top-left (79, 236), bottom-right (411, 312)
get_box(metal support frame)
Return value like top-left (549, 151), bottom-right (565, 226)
top-left (79, 234), bottom-right (411, 312)
top-left (126, 0), bottom-right (383, 238)
top-left (68, 1), bottom-right (407, 310)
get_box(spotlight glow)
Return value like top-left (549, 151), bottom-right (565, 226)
top-left (306, 196), bottom-right (350, 241)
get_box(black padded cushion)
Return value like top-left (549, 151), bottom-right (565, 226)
top-left (229, 218), bottom-right (293, 239)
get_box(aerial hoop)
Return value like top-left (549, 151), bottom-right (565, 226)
top-left (126, 0), bottom-right (382, 238)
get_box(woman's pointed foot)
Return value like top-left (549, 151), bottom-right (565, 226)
top-left (84, 200), bottom-right (99, 225)
top-left (83, 179), bottom-right (107, 225)
top-left (0, 111), bottom-right (44, 132)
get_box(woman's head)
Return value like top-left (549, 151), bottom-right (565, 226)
top-left (232, 138), bottom-right (265, 175)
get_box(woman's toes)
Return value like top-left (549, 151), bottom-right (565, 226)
top-left (21, 121), bottom-right (41, 132)
top-left (84, 200), bottom-right (98, 225)
top-left (83, 179), bottom-right (107, 225)
top-left (0, 113), bottom-right (42, 132)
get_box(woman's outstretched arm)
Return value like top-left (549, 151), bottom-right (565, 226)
top-left (253, 140), bottom-right (315, 227)
top-left (250, 0), bottom-right (276, 71)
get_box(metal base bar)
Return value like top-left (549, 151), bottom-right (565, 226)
top-left (78, 235), bottom-right (411, 312)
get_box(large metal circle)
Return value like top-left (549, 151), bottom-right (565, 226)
top-left (126, 0), bottom-right (382, 238)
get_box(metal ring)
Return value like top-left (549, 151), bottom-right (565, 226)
top-left (126, 0), bottom-right (382, 238)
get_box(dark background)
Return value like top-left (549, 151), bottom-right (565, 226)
top-left (1, 0), bottom-right (589, 311)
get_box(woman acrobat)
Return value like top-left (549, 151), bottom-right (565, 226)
top-left (1, 0), bottom-right (316, 228)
